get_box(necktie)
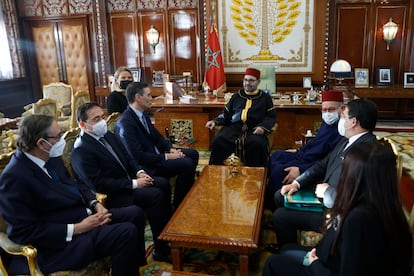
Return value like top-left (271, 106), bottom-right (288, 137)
top-left (338, 140), bottom-right (349, 160)
top-left (99, 137), bottom-right (131, 180)
top-left (141, 114), bottom-right (150, 133)
top-left (44, 161), bottom-right (80, 196)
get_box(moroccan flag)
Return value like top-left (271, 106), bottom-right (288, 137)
top-left (203, 24), bottom-right (226, 94)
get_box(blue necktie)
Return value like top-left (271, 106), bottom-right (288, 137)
top-left (141, 114), bottom-right (160, 154)
top-left (141, 114), bottom-right (150, 133)
top-left (44, 161), bottom-right (80, 197)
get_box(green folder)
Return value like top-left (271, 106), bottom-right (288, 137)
top-left (284, 189), bottom-right (324, 213)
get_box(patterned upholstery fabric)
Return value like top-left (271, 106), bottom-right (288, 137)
top-left (106, 112), bottom-right (121, 133)
top-left (33, 98), bottom-right (58, 119)
top-left (43, 82), bottom-right (73, 117)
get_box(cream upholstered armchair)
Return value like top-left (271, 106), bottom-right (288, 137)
top-left (32, 98), bottom-right (58, 119)
top-left (42, 82), bottom-right (73, 117)
top-left (70, 91), bottom-right (90, 129)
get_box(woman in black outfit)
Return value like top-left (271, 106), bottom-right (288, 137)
top-left (263, 142), bottom-right (412, 276)
top-left (107, 66), bottom-right (133, 114)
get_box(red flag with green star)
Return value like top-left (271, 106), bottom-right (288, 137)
top-left (203, 24), bottom-right (226, 94)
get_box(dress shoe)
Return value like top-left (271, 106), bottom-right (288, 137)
top-left (264, 243), bottom-right (280, 254)
top-left (152, 248), bottom-right (172, 263)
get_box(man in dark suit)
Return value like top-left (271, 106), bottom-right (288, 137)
top-left (266, 99), bottom-right (378, 251)
top-left (115, 82), bottom-right (199, 210)
top-left (71, 102), bottom-right (173, 263)
top-left (0, 114), bottom-right (144, 275)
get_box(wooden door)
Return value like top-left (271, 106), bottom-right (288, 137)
top-left (24, 18), bottom-right (93, 100)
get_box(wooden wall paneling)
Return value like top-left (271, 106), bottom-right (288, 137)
top-left (400, 99), bottom-right (414, 118)
top-left (168, 9), bottom-right (201, 85)
top-left (139, 12), bottom-right (168, 80)
top-left (109, 14), bottom-right (139, 70)
top-left (373, 5), bottom-right (408, 84)
top-left (0, 79), bottom-right (33, 117)
top-left (336, 6), bottom-right (370, 69)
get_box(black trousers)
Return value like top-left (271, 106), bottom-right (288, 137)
top-left (132, 176), bottom-right (172, 251)
top-left (271, 190), bottom-right (324, 246)
top-left (10, 205), bottom-right (144, 275)
top-left (150, 148), bottom-right (199, 209)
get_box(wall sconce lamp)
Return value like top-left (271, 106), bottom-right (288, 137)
top-left (383, 17), bottom-right (398, 50)
top-left (146, 25), bottom-right (160, 54)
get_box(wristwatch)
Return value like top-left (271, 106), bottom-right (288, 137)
top-left (90, 200), bottom-right (99, 209)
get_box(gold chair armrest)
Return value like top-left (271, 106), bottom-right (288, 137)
top-left (96, 193), bottom-right (107, 206)
top-left (0, 232), bottom-right (43, 275)
top-left (24, 103), bottom-right (33, 111)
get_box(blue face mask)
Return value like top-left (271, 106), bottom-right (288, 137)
top-left (322, 111), bottom-right (339, 125)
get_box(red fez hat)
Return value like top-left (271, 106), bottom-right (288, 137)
top-left (321, 91), bottom-right (344, 102)
top-left (245, 68), bottom-right (261, 80)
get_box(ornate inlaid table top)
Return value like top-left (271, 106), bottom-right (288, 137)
top-left (159, 165), bottom-right (266, 249)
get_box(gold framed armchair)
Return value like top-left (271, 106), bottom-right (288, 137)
top-left (70, 91), bottom-right (90, 129)
top-left (105, 112), bottom-right (121, 133)
top-left (42, 82), bottom-right (73, 117)
top-left (32, 99), bottom-right (58, 119)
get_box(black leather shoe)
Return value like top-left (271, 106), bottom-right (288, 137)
top-left (264, 243), bottom-right (280, 254)
top-left (152, 248), bottom-right (172, 263)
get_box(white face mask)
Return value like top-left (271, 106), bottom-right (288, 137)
top-left (337, 117), bottom-right (352, 137)
top-left (42, 137), bottom-right (66, 157)
top-left (89, 119), bottom-right (107, 137)
top-left (322, 111), bottom-right (339, 125)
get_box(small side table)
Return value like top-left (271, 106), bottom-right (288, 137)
top-left (302, 134), bottom-right (316, 145)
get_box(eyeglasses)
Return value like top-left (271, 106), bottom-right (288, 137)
top-left (243, 78), bottom-right (257, 83)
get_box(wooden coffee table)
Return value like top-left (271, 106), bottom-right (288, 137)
top-left (159, 165), bottom-right (267, 276)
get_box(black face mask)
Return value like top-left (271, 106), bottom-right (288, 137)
top-left (119, 80), bottom-right (132, 90)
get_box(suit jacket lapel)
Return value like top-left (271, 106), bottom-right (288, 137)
top-left (128, 107), bottom-right (152, 137)
top-left (18, 152), bottom-right (80, 200)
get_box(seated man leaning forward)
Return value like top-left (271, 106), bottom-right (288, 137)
top-left (0, 114), bottom-right (145, 275)
top-left (265, 90), bottom-right (344, 211)
top-left (205, 67), bottom-right (276, 167)
top-left (115, 81), bottom-right (199, 211)
top-left (265, 99), bottom-right (378, 253)
top-left (71, 102), bottom-right (173, 263)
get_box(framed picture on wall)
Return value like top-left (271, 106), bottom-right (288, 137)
top-left (403, 72), bottom-right (414, 88)
top-left (376, 66), bottom-right (393, 86)
top-left (354, 68), bottom-right (369, 88)
top-left (152, 70), bottom-right (165, 87)
top-left (303, 77), bottom-right (312, 88)
top-left (130, 68), bottom-right (141, 82)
